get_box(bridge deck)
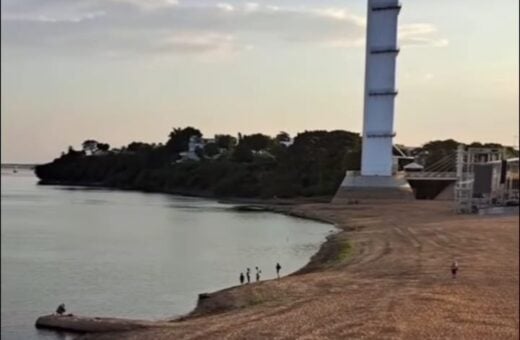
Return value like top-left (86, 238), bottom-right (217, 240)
top-left (405, 172), bottom-right (457, 181)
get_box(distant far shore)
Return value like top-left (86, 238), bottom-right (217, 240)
top-left (1, 163), bottom-right (38, 169)
top-left (36, 178), bottom-right (333, 205)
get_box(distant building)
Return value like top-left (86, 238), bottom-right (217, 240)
top-left (178, 136), bottom-right (217, 162)
top-left (252, 150), bottom-right (276, 159)
top-left (392, 145), bottom-right (415, 172)
top-left (91, 150), bottom-right (109, 157)
top-left (279, 140), bottom-right (293, 147)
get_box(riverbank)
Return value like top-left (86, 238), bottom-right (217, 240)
top-left (35, 199), bottom-right (343, 334)
top-left (71, 198), bottom-right (518, 339)
top-left (37, 179), bottom-right (333, 205)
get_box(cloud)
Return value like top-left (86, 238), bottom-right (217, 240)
top-left (1, 1), bottom-right (448, 58)
top-left (3, 11), bottom-right (106, 23)
top-left (315, 8), bottom-right (366, 26)
top-left (217, 3), bottom-right (234, 12)
top-left (399, 24), bottom-right (449, 47)
top-left (155, 32), bottom-right (236, 54)
top-left (244, 2), bottom-right (260, 12)
top-left (110, 0), bottom-right (179, 10)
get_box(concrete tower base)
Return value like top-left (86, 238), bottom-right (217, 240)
top-left (333, 172), bottom-right (414, 202)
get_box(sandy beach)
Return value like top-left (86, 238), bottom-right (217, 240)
top-left (70, 199), bottom-right (519, 339)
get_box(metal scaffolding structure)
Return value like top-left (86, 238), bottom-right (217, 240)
top-left (454, 145), bottom-right (474, 213)
top-left (454, 145), bottom-right (517, 213)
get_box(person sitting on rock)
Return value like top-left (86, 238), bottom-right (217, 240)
top-left (56, 304), bottom-right (66, 316)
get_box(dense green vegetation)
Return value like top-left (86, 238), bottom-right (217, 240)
top-left (34, 127), bottom-right (518, 199)
top-left (35, 128), bottom-right (361, 198)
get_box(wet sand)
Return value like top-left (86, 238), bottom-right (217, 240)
top-left (75, 200), bottom-right (518, 339)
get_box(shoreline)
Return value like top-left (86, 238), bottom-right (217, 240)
top-left (36, 179), bottom-right (333, 204)
top-left (179, 204), bottom-right (346, 320)
top-left (34, 193), bottom-right (519, 339)
top-left (33, 181), bottom-right (345, 334)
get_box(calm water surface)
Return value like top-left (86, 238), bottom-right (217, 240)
top-left (1, 170), bottom-right (334, 339)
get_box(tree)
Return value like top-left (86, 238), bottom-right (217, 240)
top-left (419, 139), bottom-right (460, 171)
top-left (505, 147), bottom-right (519, 158)
top-left (275, 131), bottom-right (291, 143)
top-left (204, 143), bottom-right (220, 157)
top-left (287, 130), bottom-right (361, 195)
top-left (194, 147), bottom-right (205, 159)
top-left (166, 127), bottom-right (202, 153)
top-left (59, 146), bottom-right (84, 160)
top-left (343, 143), bottom-right (362, 171)
top-left (241, 134), bottom-right (272, 151)
top-left (97, 143), bottom-right (110, 152)
top-left (215, 135), bottom-right (237, 150)
top-left (232, 143), bottom-right (254, 162)
top-left (127, 142), bottom-right (152, 153)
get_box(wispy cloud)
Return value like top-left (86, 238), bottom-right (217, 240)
top-left (111, 0), bottom-right (179, 10)
top-left (216, 3), bottom-right (234, 12)
top-left (1, 1), bottom-right (448, 58)
top-left (244, 2), bottom-right (260, 12)
top-left (399, 24), bottom-right (449, 47)
top-left (155, 32), bottom-right (236, 54)
top-left (3, 11), bottom-right (106, 23)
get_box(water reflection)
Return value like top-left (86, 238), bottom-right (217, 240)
top-left (1, 172), bottom-right (333, 339)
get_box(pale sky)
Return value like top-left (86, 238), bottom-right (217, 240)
top-left (2, 0), bottom-right (518, 163)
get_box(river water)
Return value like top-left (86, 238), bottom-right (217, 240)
top-left (1, 170), bottom-right (334, 339)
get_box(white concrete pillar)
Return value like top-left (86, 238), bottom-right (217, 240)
top-left (360, 0), bottom-right (401, 176)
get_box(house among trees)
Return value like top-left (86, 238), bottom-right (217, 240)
top-left (177, 136), bottom-right (217, 162)
top-left (82, 140), bottom-right (110, 156)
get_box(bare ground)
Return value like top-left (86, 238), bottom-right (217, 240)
top-left (82, 200), bottom-right (519, 339)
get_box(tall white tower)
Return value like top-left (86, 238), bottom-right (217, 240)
top-left (335, 0), bottom-right (413, 200)
top-left (361, 0), bottom-right (400, 176)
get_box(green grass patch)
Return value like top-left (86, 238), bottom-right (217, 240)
top-left (337, 240), bottom-right (353, 262)
top-left (335, 239), bottom-right (353, 264)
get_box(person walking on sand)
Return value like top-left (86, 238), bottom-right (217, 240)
top-left (255, 267), bottom-right (261, 282)
top-left (246, 268), bottom-right (251, 283)
top-left (240, 272), bottom-right (245, 285)
top-left (276, 262), bottom-right (281, 279)
top-left (451, 260), bottom-right (458, 279)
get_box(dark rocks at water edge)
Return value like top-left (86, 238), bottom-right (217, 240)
top-left (231, 205), bottom-right (270, 212)
top-left (35, 314), bottom-right (168, 333)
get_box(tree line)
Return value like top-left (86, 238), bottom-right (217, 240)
top-left (34, 127), bottom-right (518, 199)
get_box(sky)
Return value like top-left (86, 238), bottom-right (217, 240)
top-left (1, 0), bottom-right (518, 163)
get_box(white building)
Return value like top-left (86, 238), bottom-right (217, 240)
top-left (178, 136), bottom-right (217, 162)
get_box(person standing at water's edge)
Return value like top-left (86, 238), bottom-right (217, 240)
top-left (240, 272), bottom-right (245, 285)
top-left (276, 262), bottom-right (281, 279)
top-left (246, 268), bottom-right (251, 283)
top-left (255, 267), bottom-right (261, 282)
top-left (451, 260), bottom-right (459, 279)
